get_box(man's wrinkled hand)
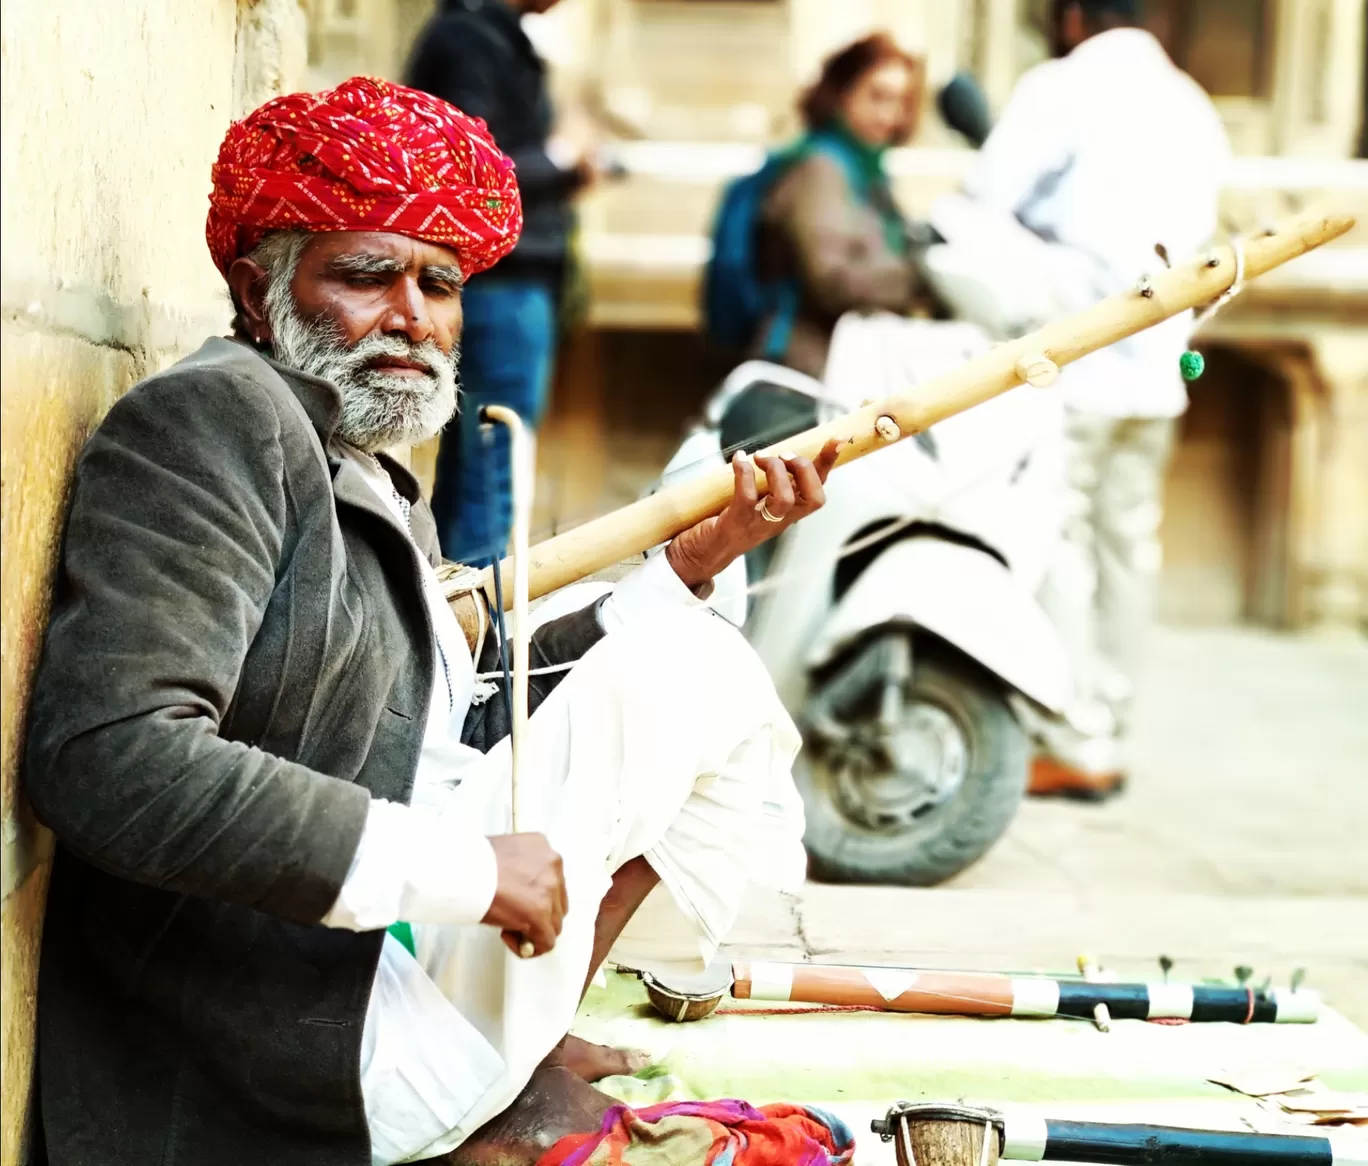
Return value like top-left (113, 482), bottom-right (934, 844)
top-left (483, 833), bottom-right (568, 958)
top-left (665, 439), bottom-right (843, 593)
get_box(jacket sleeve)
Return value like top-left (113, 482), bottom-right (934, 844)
top-left (780, 154), bottom-right (916, 318)
top-left (23, 365), bottom-right (370, 925)
top-left (406, 19), bottom-right (582, 202)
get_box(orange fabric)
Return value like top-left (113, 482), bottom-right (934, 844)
top-left (539, 1099), bottom-right (856, 1166)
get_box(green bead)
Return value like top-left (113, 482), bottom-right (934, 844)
top-left (1180, 350), bottom-right (1205, 381)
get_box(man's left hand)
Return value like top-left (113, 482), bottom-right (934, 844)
top-left (665, 439), bottom-right (843, 593)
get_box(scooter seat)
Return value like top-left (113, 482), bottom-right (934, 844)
top-left (719, 381), bottom-right (820, 460)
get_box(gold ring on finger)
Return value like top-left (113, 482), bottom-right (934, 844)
top-left (758, 499), bottom-right (784, 523)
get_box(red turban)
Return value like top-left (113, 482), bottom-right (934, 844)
top-left (206, 77), bottom-right (522, 279)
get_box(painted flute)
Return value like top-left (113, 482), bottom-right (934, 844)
top-left (732, 961), bottom-right (1320, 1024)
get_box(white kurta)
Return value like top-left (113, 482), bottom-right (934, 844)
top-left (326, 450), bottom-right (806, 1164)
top-left (963, 28), bottom-right (1230, 419)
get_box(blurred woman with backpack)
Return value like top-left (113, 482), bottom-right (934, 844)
top-left (749, 34), bottom-right (926, 378)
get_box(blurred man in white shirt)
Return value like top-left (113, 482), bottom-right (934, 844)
top-left (963, 0), bottom-right (1230, 797)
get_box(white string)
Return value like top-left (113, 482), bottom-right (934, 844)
top-left (1194, 235), bottom-right (1246, 327)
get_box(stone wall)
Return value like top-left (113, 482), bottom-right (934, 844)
top-left (0, 2), bottom-right (306, 1159)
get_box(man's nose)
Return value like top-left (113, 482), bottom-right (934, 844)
top-left (382, 278), bottom-right (435, 344)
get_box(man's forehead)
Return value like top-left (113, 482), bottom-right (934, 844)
top-left (303, 230), bottom-right (464, 274)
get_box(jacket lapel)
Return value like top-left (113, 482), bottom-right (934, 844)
top-left (329, 456), bottom-right (412, 541)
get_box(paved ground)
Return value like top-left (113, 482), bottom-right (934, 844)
top-left (726, 626), bottom-right (1368, 1026)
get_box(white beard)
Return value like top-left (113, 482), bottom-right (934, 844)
top-left (267, 299), bottom-right (459, 454)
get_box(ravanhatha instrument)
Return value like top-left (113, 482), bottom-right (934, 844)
top-left (465, 210), bottom-right (1354, 609)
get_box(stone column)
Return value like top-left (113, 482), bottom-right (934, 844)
top-left (1307, 333), bottom-right (1368, 628)
top-left (1270, 0), bottom-right (1367, 158)
top-left (971, 0), bottom-right (1020, 112)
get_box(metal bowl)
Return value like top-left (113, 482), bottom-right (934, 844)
top-left (640, 960), bottom-right (734, 1023)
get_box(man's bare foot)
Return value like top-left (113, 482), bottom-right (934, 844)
top-left (541, 1034), bottom-right (651, 1082)
top-left (443, 1066), bottom-right (614, 1166)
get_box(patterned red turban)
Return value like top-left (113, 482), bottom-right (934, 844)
top-left (206, 77), bottom-right (522, 279)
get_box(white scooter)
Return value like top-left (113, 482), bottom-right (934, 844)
top-left (655, 219), bottom-right (1076, 884)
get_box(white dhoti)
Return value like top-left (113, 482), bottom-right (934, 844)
top-left (363, 603), bottom-right (805, 1163)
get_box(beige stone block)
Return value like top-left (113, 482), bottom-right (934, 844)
top-left (1, 326), bottom-right (137, 832)
top-left (795, 885), bottom-right (1368, 964)
top-left (0, 0), bottom-right (240, 326)
top-left (1, 325), bottom-right (138, 1159)
top-left (1, 864), bottom-right (51, 1166)
top-left (234, 0), bottom-right (310, 117)
top-left (724, 888), bottom-right (807, 960)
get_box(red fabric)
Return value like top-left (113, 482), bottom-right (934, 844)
top-left (206, 76), bottom-right (522, 278)
top-left (538, 1099), bottom-right (856, 1166)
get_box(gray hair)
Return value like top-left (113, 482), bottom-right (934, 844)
top-left (237, 229), bottom-right (460, 452)
top-left (230, 230), bottom-right (312, 341)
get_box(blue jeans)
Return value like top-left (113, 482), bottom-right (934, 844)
top-left (431, 280), bottom-right (557, 565)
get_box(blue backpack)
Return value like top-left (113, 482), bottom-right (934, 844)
top-left (702, 152), bottom-right (797, 358)
top-left (702, 137), bottom-right (863, 358)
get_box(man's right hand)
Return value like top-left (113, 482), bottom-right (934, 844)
top-left (483, 833), bottom-right (568, 957)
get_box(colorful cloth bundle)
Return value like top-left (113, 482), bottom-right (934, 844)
top-left (538, 1100), bottom-right (855, 1166)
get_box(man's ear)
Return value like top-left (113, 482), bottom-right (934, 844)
top-left (228, 257), bottom-right (272, 345)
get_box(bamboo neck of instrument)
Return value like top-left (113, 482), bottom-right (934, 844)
top-left (481, 210), bottom-right (1354, 607)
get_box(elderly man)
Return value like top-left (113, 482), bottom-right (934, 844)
top-left (25, 79), bottom-right (838, 1166)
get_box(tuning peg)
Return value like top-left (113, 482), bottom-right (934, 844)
top-left (1159, 955), bottom-right (1174, 982)
top-left (1291, 967), bottom-right (1307, 993)
top-left (1234, 965), bottom-right (1254, 986)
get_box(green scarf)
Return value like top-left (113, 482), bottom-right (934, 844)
top-left (793, 120), bottom-right (908, 256)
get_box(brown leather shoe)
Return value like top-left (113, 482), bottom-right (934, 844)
top-left (1028, 756), bottom-right (1127, 802)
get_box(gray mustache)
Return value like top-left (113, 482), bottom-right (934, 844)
top-left (344, 335), bottom-right (456, 380)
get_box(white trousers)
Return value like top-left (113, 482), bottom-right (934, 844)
top-left (1038, 409), bottom-right (1177, 771)
top-left (366, 604), bottom-right (805, 1162)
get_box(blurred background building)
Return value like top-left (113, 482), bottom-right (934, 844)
top-left (1, 2), bottom-right (1365, 1160)
top-left (309, 0), bottom-right (1368, 632)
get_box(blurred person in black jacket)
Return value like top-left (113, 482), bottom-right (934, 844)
top-left (406, 0), bottom-right (591, 565)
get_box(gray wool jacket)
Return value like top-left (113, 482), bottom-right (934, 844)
top-left (23, 337), bottom-right (603, 1165)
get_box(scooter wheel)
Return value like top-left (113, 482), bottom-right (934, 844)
top-left (798, 638), bottom-right (1028, 887)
